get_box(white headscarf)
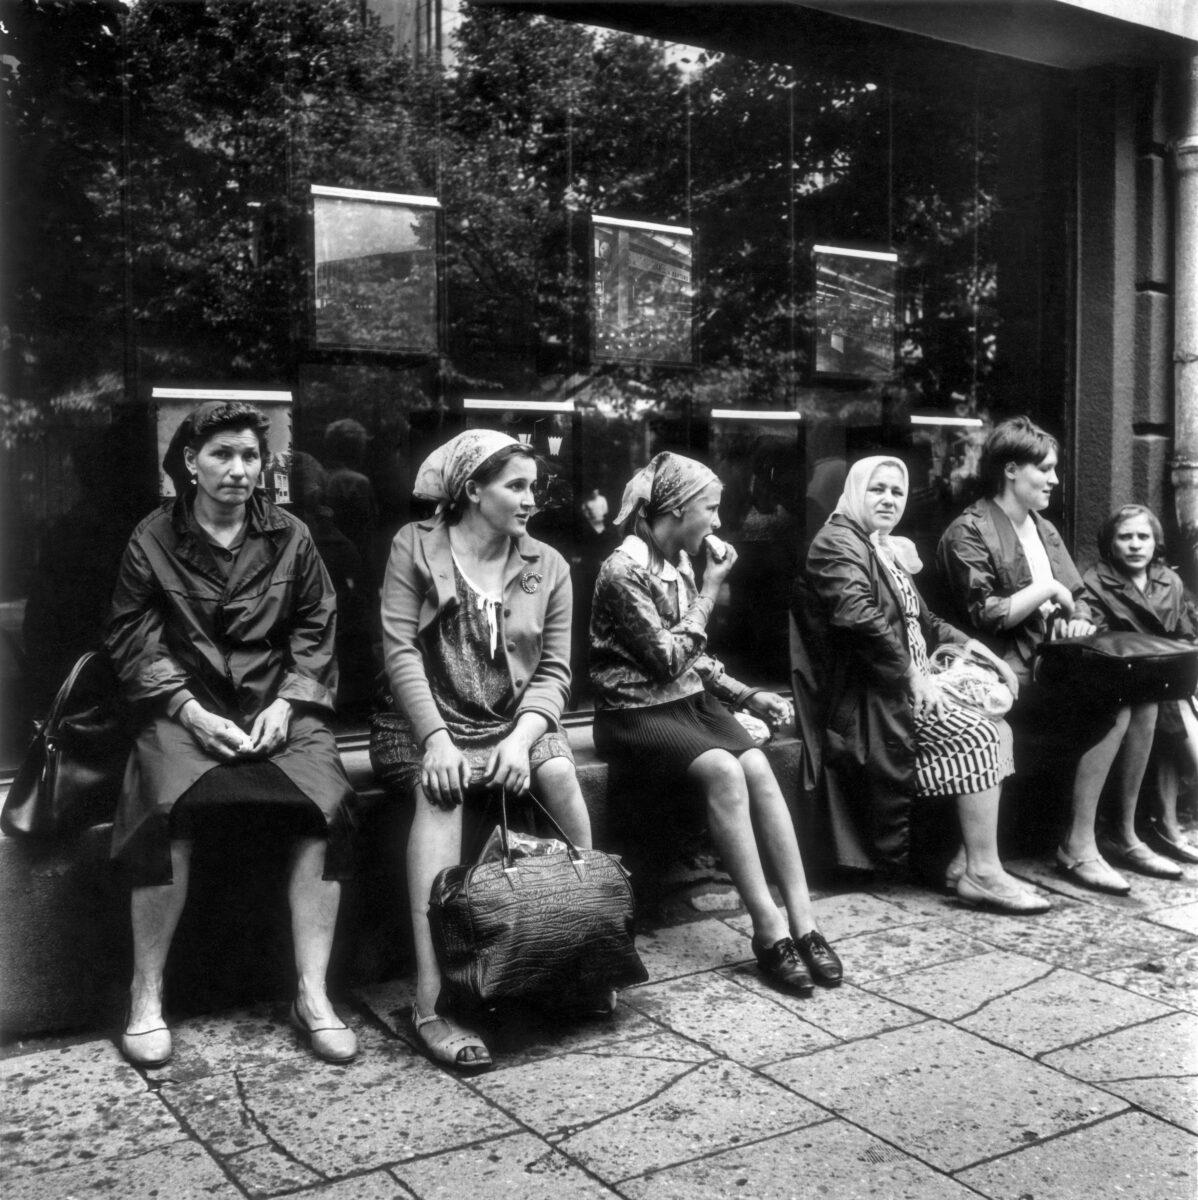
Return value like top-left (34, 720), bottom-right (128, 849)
top-left (413, 429), bottom-right (522, 510)
top-left (832, 455), bottom-right (923, 574)
top-left (615, 452), bottom-right (719, 527)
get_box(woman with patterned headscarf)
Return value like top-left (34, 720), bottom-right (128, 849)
top-left (377, 429), bottom-right (592, 1073)
top-left (590, 452), bottom-right (843, 996)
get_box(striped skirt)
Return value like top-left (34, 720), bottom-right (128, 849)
top-left (915, 701), bottom-right (1014, 798)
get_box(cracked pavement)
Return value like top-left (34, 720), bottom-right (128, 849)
top-left (3, 855), bottom-right (1196, 1199)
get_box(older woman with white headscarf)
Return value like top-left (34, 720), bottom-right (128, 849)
top-left (590, 452), bottom-right (842, 996)
top-left (806, 455), bottom-right (1049, 913)
top-left (377, 429), bottom-right (592, 1073)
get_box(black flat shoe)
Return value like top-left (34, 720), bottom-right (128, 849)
top-left (792, 929), bottom-right (843, 987)
top-left (752, 935), bottom-right (814, 996)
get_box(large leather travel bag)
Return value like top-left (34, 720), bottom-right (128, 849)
top-left (1, 650), bottom-right (131, 838)
top-left (1033, 631), bottom-right (1198, 707)
top-left (428, 789), bottom-right (649, 1009)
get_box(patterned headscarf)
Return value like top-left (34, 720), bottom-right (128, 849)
top-left (413, 429), bottom-right (523, 509)
top-left (615, 452), bottom-right (719, 527)
top-left (832, 455), bottom-right (923, 574)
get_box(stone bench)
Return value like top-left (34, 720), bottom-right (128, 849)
top-left (0, 728), bottom-right (807, 1040)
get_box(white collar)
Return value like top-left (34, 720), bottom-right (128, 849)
top-left (618, 534), bottom-right (680, 582)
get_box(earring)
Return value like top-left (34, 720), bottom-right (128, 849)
top-left (188, 473), bottom-right (197, 487)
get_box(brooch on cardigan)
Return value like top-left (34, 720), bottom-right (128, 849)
top-left (520, 571), bottom-right (543, 594)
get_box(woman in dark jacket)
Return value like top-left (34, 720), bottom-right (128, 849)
top-left (1083, 503), bottom-right (1198, 870)
top-left (807, 456), bottom-right (1046, 913)
top-left (937, 417), bottom-right (1159, 895)
top-left (107, 402), bottom-right (357, 1069)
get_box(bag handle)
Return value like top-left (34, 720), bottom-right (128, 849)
top-left (491, 786), bottom-right (588, 878)
top-left (40, 651), bottom-right (102, 743)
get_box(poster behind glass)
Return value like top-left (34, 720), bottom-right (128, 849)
top-left (312, 186), bottom-right (440, 355)
top-left (812, 244), bottom-right (897, 382)
top-left (152, 388), bottom-right (293, 504)
top-left (591, 216), bottom-right (694, 366)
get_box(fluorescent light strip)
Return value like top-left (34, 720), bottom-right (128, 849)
top-left (593, 214), bottom-right (693, 237)
top-left (310, 184), bottom-right (441, 207)
top-left (464, 398), bottom-right (575, 414)
top-left (812, 244), bottom-right (898, 263)
top-left (710, 409), bottom-right (801, 422)
top-left (151, 388), bottom-right (292, 402)
top-left (910, 415), bottom-right (984, 428)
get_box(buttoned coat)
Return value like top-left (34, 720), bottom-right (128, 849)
top-left (106, 494), bottom-right (353, 885)
top-left (804, 514), bottom-right (968, 870)
top-left (380, 516), bottom-right (572, 745)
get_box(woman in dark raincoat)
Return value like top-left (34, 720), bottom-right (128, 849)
top-left (106, 401), bottom-right (357, 1069)
top-left (806, 456), bottom-right (1046, 913)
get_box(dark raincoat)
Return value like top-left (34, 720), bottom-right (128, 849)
top-left (1083, 558), bottom-right (1198, 735)
top-left (803, 514), bottom-right (968, 870)
top-left (106, 492), bottom-right (354, 885)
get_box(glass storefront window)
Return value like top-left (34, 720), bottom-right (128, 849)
top-left (1, 1), bottom-right (1073, 771)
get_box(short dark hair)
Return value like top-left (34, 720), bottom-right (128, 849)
top-left (445, 443), bottom-right (538, 524)
top-left (1097, 503), bottom-right (1164, 568)
top-left (188, 401), bottom-right (271, 459)
top-left (979, 416), bottom-right (1058, 498)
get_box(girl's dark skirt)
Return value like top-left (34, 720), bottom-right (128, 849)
top-left (594, 690), bottom-right (755, 780)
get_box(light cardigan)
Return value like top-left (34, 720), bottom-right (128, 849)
top-left (380, 515), bottom-right (573, 747)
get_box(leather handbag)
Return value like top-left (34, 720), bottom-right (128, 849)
top-left (1, 650), bottom-right (131, 838)
top-left (428, 789), bottom-right (649, 1009)
top-left (1033, 631), bottom-right (1198, 707)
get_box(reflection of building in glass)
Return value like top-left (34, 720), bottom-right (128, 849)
top-left (592, 216), bottom-right (694, 365)
top-left (312, 186), bottom-right (440, 353)
top-left (813, 245), bottom-right (897, 380)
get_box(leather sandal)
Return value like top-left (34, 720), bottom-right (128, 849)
top-left (1055, 848), bottom-right (1131, 895)
top-left (290, 1001), bottom-right (358, 1064)
top-left (751, 935), bottom-right (813, 996)
top-left (411, 1006), bottom-right (492, 1074)
top-left (121, 1015), bottom-right (173, 1069)
top-left (1101, 840), bottom-right (1183, 881)
top-left (956, 872), bottom-right (1051, 915)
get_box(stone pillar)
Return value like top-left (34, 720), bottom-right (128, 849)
top-left (1175, 57), bottom-right (1198, 584)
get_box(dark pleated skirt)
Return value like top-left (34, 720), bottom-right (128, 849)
top-left (593, 690), bottom-right (755, 780)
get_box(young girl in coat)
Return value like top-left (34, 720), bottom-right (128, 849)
top-left (1082, 504), bottom-right (1198, 871)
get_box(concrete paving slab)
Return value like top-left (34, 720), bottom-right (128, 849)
top-left (1007, 855), bottom-right (1198, 914)
top-left (618, 1118), bottom-right (980, 1200)
top-left (726, 968), bottom-right (924, 1041)
top-left (955, 1110), bottom-right (1197, 1199)
top-left (285, 1171), bottom-right (410, 1198)
top-left (467, 1029), bottom-right (715, 1138)
top-left (2, 1138), bottom-right (240, 1200)
top-left (233, 1046), bottom-right (519, 1175)
top-left (864, 882), bottom-right (964, 920)
top-left (548, 1057), bottom-right (827, 1183)
top-left (223, 1142), bottom-right (324, 1196)
top-left (725, 891), bottom-right (921, 944)
top-left (1041, 1010), bottom-right (1198, 1132)
top-left (832, 921), bottom-right (993, 984)
top-left (621, 971), bottom-right (837, 1066)
top-left (131, 1001), bottom-right (387, 1086)
top-left (764, 1019), bottom-right (1124, 1172)
top-left (1143, 899), bottom-right (1198, 936)
top-left (634, 918), bottom-right (752, 981)
top-left (862, 949), bottom-right (1054, 1021)
top-left (161, 1070), bottom-right (267, 1156)
top-left (1096, 944), bottom-right (1198, 1013)
top-left (956, 966), bottom-right (1178, 1057)
top-left (391, 1131), bottom-right (623, 1198)
top-left (0, 1038), bottom-right (181, 1178)
top-left (350, 977), bottom-right (415, 1037)
top-left (937, 895), bottom-right (1198, 974)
